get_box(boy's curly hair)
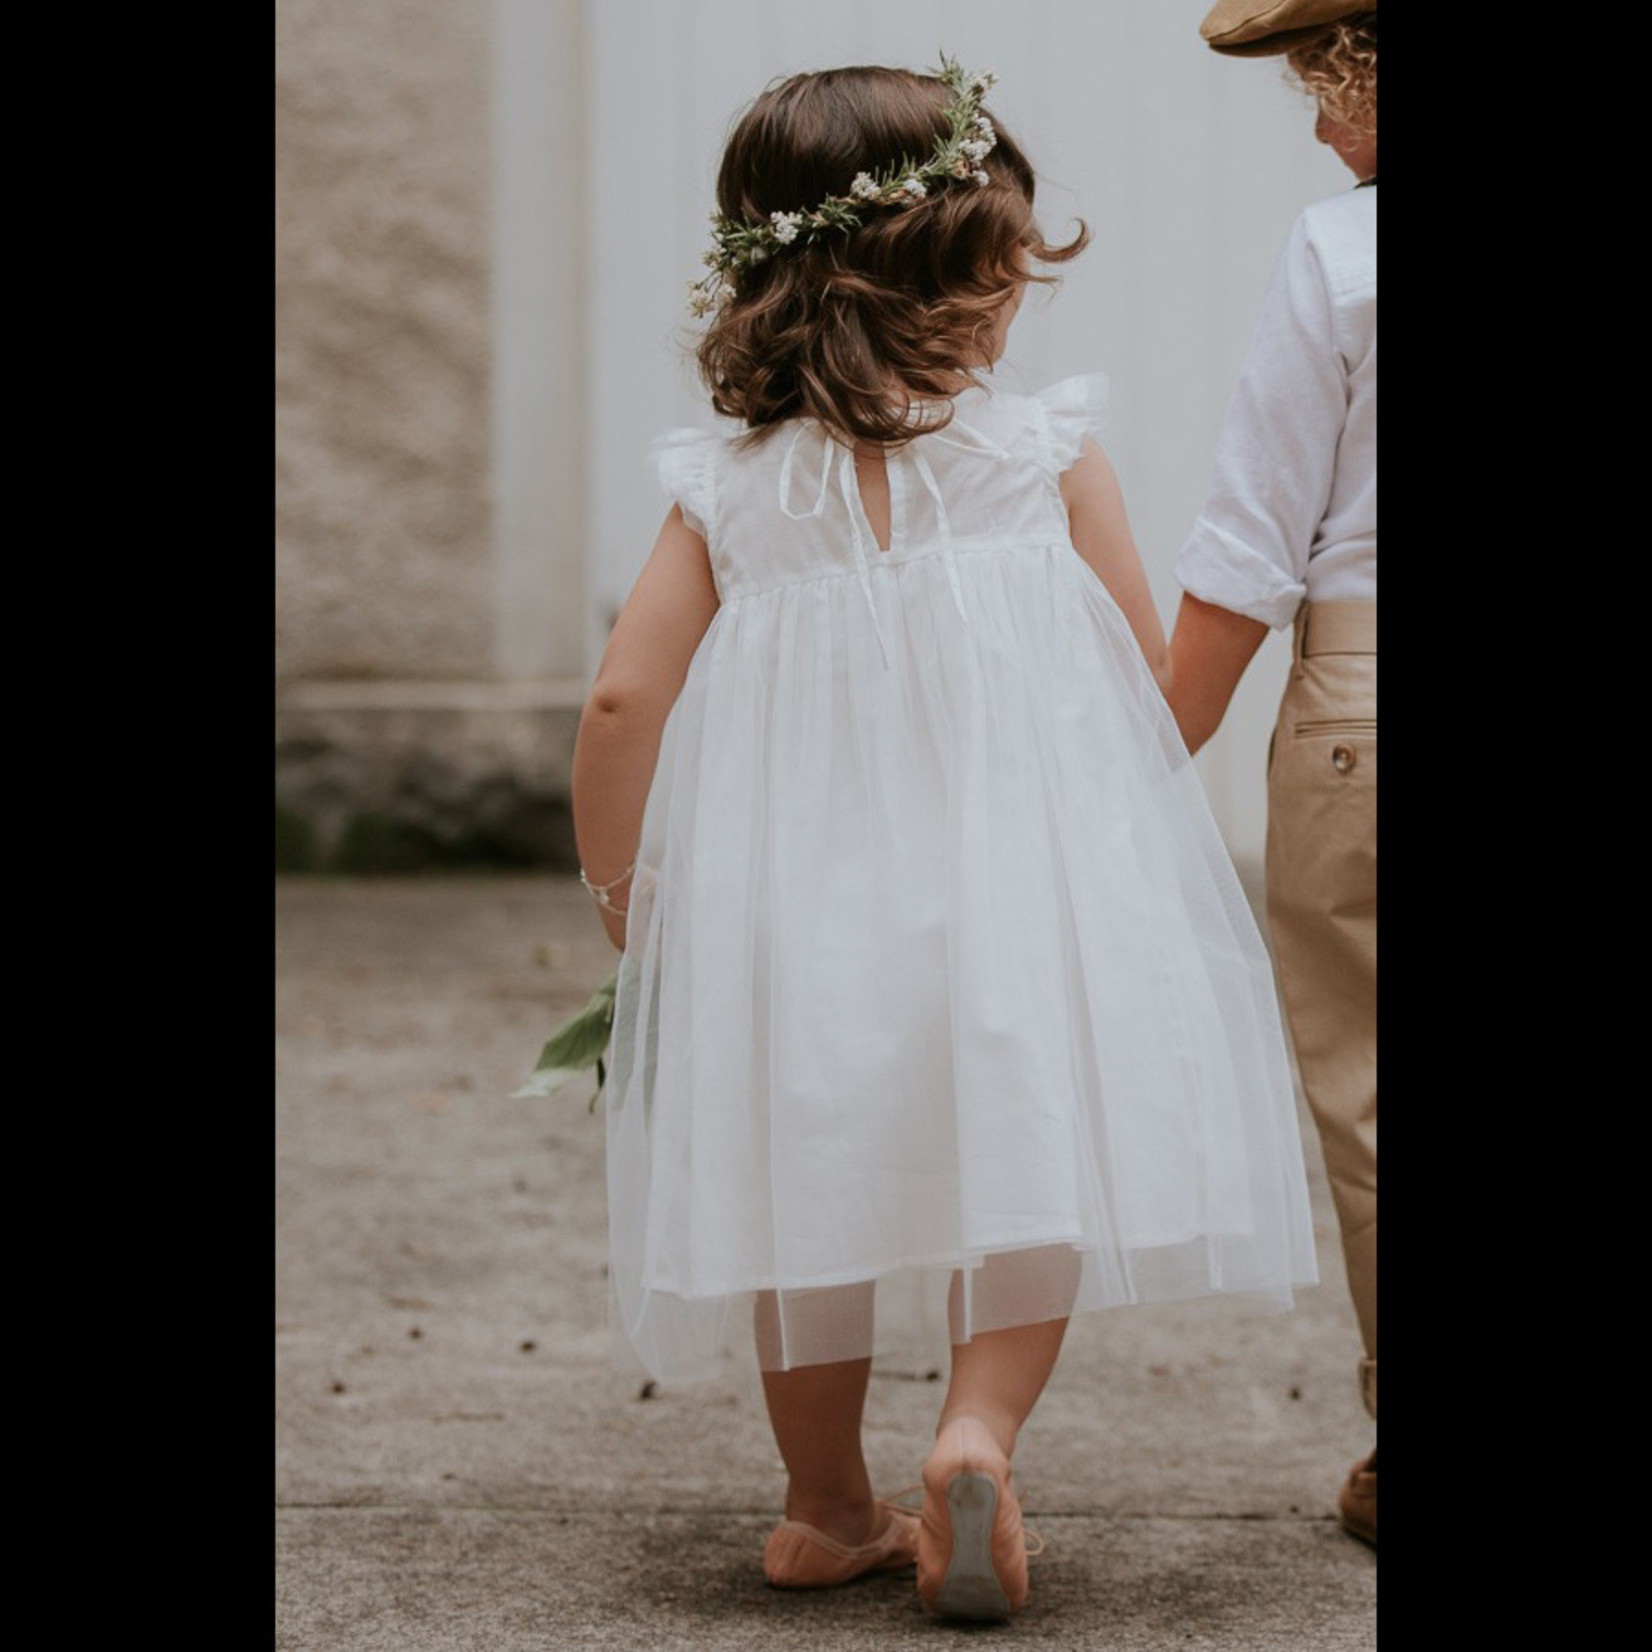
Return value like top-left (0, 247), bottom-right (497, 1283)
top-left (696, 67), bottom-right (1088, 450)
top-left (1285, 14), bottom-right (1377, 136)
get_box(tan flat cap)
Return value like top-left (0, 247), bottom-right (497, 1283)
top-left (1201, 1), bottom-right (1373, 57)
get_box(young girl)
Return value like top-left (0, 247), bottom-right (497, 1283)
top-left (572, 58), bottom-right (1318, 1621)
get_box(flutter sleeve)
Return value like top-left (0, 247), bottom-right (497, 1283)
top-left (1030, 373), bottom-right (1111, 476)
top-left (647, 428), bottom-right (722, 541)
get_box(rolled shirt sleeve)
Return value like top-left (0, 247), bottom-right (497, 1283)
top-left (1177, 214), bottom-right (1346, 630)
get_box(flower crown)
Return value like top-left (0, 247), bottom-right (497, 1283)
top-left (687, 54), bottom-right (1001, 318)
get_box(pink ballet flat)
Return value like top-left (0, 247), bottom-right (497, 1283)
top-left (918, 1416), bottom-right (1030, 1619)
top-left (762, 1499), bottom-right (921, 1588)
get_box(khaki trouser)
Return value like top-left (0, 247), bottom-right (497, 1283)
top-left (1265, 602), bottom-right (1376, 1419)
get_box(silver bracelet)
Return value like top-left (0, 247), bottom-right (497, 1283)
top-left (580, 858), bottom-right (636, 916)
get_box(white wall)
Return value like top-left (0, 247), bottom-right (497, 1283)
top-left (493, 0), bottom-right (589, 681)
top-left (574, 0), bottom-right (1353, 863)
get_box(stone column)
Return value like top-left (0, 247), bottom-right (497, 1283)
top-left (276, 0), bottom-right (588, 871)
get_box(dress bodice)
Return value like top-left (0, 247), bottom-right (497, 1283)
top-left (653, 375), bottom-right (1109, 605)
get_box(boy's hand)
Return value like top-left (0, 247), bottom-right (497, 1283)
top-left (1165, 593), bottom-right (1268, 754)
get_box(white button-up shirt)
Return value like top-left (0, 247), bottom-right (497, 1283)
top-left (1176, 185), bottom-right (1376, 629)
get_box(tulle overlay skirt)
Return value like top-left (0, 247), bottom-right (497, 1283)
top-left (606, 541), bottom-right (1318, 1382)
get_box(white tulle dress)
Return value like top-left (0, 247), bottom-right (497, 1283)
top-left (605, 375), bottom-right (1318, 1383)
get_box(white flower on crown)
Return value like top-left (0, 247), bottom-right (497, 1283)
top-left (688, 57), bottom-right (1001, 308)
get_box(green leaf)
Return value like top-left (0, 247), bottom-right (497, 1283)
top-left (514, 973), bottom-right (618, 1101)
top-left (532, 1005), bottom-right (611, 1071)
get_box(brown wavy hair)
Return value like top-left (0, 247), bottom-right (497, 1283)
top-left (696, 66), bottom-right (1089, 449)
top-left (1285, 15), bottom-right (1377, 136)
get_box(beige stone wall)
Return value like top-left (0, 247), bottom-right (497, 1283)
top-left (275, 0), bottom-right (493, 683)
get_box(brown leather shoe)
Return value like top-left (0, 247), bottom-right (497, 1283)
top-left (1337, 1449), bottom-right (1376, 1547)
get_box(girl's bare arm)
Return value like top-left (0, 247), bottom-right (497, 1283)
top-left (571, 507), bottom-right (721, 946)
top-left (1061, 440), bottom-right (1170, 693)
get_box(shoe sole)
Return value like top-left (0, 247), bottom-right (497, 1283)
top-left (933, 1472), bottom-right (1012, 1621)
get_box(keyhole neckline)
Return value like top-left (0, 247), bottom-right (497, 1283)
top-left (843, 441), bottom-right (905, 556)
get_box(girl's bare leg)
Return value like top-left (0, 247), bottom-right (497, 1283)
top-left (917, 1252), bottom-right (1080, 1614)
top-left (938, 1246), bottom-right (1082, 1454)
top-left (937, 1317), bottom-right (1070, 1458)
top-left (756, 1285), bottom-right (879, 1545)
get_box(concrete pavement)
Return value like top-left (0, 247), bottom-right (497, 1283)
top-left (275, 876), bottom-right (1375, 1650)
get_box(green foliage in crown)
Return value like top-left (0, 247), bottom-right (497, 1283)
top-left (687, 54), bottom-right (1001, 318)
